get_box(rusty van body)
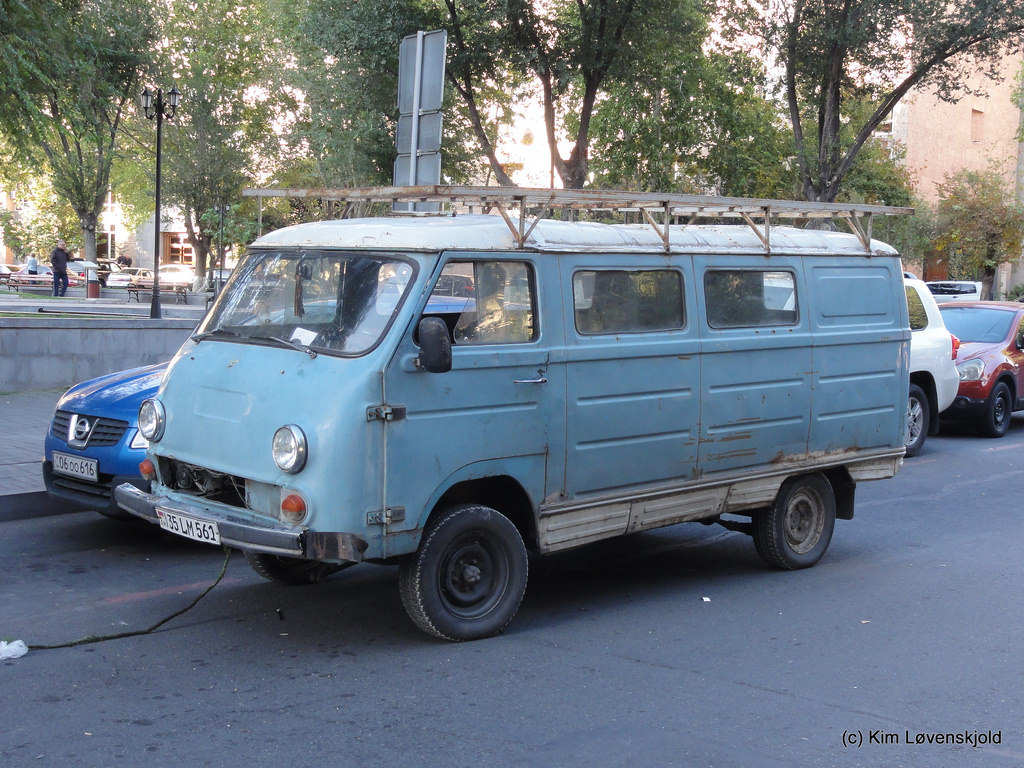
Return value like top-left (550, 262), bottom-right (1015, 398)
top-left (117, 188), bottom-right (910, 640)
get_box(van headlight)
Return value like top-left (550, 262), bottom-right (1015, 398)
top-left (956, 359), bottom-right (985, 382)
top-left (138, 399), bottom-right (165, 442)
top-left (273, 425), bottom-right (307, 473)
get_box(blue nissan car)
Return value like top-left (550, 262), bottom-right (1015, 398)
top-left (43, 362), bottom-right (168, 519)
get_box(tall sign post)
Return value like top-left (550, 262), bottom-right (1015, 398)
top-left (394, 30), bottom-right (447, 212)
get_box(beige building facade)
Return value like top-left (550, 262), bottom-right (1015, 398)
top-left (889, 54), bottom-right (1024, 292)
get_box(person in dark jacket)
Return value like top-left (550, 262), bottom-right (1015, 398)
top-left (50, 240), bottom-right (71, 297)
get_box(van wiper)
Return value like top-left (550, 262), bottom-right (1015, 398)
top-left (191, 328), bottom-right (242, 343)
top-left (251, 334), bottom-right (318, 359)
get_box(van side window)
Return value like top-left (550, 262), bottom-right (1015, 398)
top-left (427, 261), bottom-right (536, 345)
top-left (573, 269), bottom-right (685, 334)
top-left (704, 270), bottom-right (797, 328)
top-left (905, 286), bottom-right (928, 331)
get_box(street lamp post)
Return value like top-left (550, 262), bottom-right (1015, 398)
top-left (140, 86), bottom-right (180, 319)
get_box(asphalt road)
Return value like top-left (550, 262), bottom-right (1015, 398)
top-left (2, 419), bottom-right (1023, 768)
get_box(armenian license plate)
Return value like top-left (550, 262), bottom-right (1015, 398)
top-left (157, 508), bottom-right (221, 545)
top-left (52, 451), bottom-right (99, 482)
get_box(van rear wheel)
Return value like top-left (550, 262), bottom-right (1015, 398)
top-left (754, 474), bottom-right (836, 570)
top-left (399, 504), bottom-right (528, 641)
top-left (245, 552), bottom-right (350, 585)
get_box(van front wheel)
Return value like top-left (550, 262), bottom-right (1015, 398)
top-left (754, 474), bottom-right (836, 570)
top-left (399, 504), bottom-right (528, 641)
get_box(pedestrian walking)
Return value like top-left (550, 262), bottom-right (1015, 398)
top-left (50, 240), bottom-right (71, 297)
top-left (26, 253), bottom-right (39, 275)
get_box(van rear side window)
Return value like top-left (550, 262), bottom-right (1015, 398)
top-left (705, 270), bottom-right (798, 328)
top-left (573, 269), bottom-right (685, 334)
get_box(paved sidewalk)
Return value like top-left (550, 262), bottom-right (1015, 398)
top-left (0, 390), bottom-right (64, 520)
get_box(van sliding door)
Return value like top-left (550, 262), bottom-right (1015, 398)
top-left (559, 255), bottom-right (700, 499)
top-left (695, 256), bottom-right (813, 476)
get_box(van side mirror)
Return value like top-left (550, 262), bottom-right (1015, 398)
top-left (416, 317), bottom-right (452, 373)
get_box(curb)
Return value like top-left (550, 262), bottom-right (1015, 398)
top-left (0, 491), bottom-right (73, 523)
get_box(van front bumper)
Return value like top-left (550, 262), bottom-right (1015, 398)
top-left (114, 482), bottom-right (368, 563)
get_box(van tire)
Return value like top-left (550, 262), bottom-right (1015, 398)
top-left (754, 474), bottom-right (836, 570)
top-left (399, 504), bottom-right (528, 641)
top-left (245, 552), bottom-right (349, 585)
top-left (904, 384), bottom-right (929, 457)
top-left (980, 381), bottom-right (1012, 438)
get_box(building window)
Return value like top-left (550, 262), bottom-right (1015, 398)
top-left (165, 233), bottom-right (194, 266)
top-left (971, 109), bottom-right (985, 143)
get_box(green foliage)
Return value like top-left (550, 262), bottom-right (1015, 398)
top-left (297, 0), bottom-right (712, 190)
top-left (722, 0), bottom-right (1024, 202)
top-left (0, 0), bottom-right (156, 259)
top-left (1003, 283), bottom-right (1024, 301)
top-left (933, 166), bottom-right (1024, 285)
top-left (132, 0), bottom-right (295, 274)
top-left (291, 0), bottom-right (492, 187)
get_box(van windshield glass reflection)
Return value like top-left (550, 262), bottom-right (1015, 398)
top-left (197, 250), bottom-right (414, 356)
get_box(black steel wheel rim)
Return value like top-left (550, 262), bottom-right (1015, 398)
top-left (783, 489), bottom-right (825, 554)
top-left (438, 533), bottom-right (508, 619)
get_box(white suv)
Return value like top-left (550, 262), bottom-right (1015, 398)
top-left (926, 280), bottom-right (982, 301)
top-left (905, 277), bottom-right (960, 456)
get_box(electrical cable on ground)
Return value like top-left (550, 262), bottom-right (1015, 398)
top-left (30, 547), bottom-right (233, 651)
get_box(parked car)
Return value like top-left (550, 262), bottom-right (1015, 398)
top-left (159, 263), bottom-right (196, 289)
top-left (938, 301), bottom-right (1024, 437)
top-left (927, 280), bottom-right (982, 301)
top-left (94, 258), bottom-right (123, 286)
top-left (106, 267), bottom-right (154, 289)
top-left (904, 277), bottom-right (960, 456)
top-left (9, 263), bottom-right (85, 288)
top-left (43, 362), bottom-right (168, 518)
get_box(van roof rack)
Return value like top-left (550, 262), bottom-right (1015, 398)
top-left (242, 185), bottom-right (914, 252)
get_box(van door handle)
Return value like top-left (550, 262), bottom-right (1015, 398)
top-left (514, 376), bottom-right (548, 384)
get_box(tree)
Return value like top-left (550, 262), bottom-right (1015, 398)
top-left (933, 167), bottom-right (1024, 298)
top-left (0, 0), bottom-right (156, 261)
top-left (724, 0), bottom-right (1024, 202)
top-left (589, 48), bottom-right (799, 198)
top-left (303, 0), bottom-right (709, 190)
top-left (133, 0), bottom-right (292, 280)
top-left (293, 0), bottom-right (496, 189)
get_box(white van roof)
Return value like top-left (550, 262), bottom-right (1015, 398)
top-left (252, 214), bottom-right (899, 257)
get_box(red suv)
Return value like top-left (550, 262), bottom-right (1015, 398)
top-left (938, 301), bottom-right (1024, 437)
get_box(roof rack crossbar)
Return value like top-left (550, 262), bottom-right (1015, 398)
top-left (242, 185), bottom-right (913, 252)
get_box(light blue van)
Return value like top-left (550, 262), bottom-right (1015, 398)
top-left (117, 193), bottom-right (910, 640)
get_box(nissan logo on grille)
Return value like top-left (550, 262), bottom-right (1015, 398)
top-left (67, 414), bottom-right (92, 446)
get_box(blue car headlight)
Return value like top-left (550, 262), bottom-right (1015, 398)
top-left (129, 430), bottom-right (150, 450)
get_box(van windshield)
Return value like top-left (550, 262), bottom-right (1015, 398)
top-left (197, 249), bottom-right (415, 356)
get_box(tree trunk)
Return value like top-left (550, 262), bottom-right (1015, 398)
top-left (78, 211), bottom-right (99, 263)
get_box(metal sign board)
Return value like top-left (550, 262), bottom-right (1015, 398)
top-left (397, 30), bottom-right (447, 114)
top-left (397, 112), bottom-right (443, 155)
top-left (395, 29), bottom-right (447, 211)
top-left (393, 153), bottom-right (443, 188)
